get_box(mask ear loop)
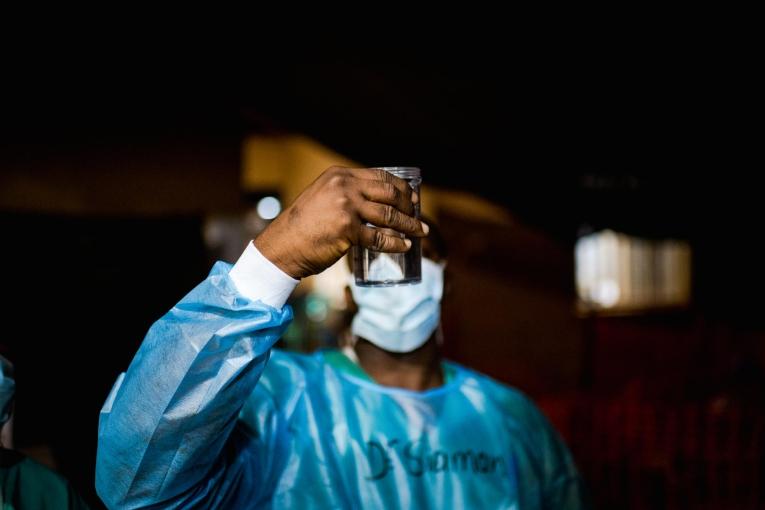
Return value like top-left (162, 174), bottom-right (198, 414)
top-left (342, 274), bottom-right (360, 364)
top-left (342, 335), bottom-right (361, 364)
top-left (435, 261), bottom-right (447, 344)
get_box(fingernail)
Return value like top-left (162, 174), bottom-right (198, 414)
top-left (404, 238), bottom-right (412, 249)
top-left (421, 222), bottom-right (429, 234)
top-left (412, 192), bottom-right (419, 204)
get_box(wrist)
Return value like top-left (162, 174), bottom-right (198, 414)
top-left (254, 232), bottom-right (305, 280)
top-left (229, 241), bottom-right (299, 308)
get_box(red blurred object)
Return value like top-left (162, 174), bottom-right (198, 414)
top-left (539, 394), bottom-right (764, 509)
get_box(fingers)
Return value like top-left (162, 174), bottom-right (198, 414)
top-left (321, 166), bottom-right (427, 252)
top-left (358, 225), bottom-right (412, 252)
top-left (358, 201), bottom-right (428, 238)
top-left (348, 167), bottom-right (419, 205)
top-left (357, 179), bottom-right (415, 216)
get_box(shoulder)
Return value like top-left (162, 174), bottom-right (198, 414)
top-left (454, 364), bottom-right (581, 483)
top-left (1, 452), bottom-right (87, 508)
top-left (455, 364), bottom-right (539, 414)
top-left (262, 349), bottom-right (323, 388)
top-left (241, 349), bottom-right (324, 421)
top-left (8, 454), bottom-right (70, 485)
top-left (453, 364), bottom-right (561, 443)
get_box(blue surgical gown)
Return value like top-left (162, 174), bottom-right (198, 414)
top-left (96, 262), bottom-right (586, 508)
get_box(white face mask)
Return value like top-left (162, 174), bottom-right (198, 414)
top-left (349, 256), bottom-right (445, 353)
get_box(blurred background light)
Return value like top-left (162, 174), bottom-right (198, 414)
top-left (256, 196), bottom-right (281, 220)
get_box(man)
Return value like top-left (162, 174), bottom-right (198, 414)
top-left (0, 356), bottom-right (90, 509)
top-left (96, 166), bottom-right (586, 508)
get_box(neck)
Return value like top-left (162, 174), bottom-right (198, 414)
top-left (353, 336), bottom-right (443, 391)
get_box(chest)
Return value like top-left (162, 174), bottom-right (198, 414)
top-left (270, 389), bottom-right (533, 508)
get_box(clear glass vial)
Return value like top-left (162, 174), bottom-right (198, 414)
top-left (352, 167), bottom-right (422, 286)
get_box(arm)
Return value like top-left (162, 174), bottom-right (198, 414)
top-left (530, 402), bottom-right (589, 510)
top-left (542, 431), bottom-right (589, 510)
top-left (96, 167), bottom-right (427, 509)
top-left (95, 248), bottom-right (295, 509)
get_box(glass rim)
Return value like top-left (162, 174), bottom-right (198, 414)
top-left (372, 166), bottom-right (421, 179)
